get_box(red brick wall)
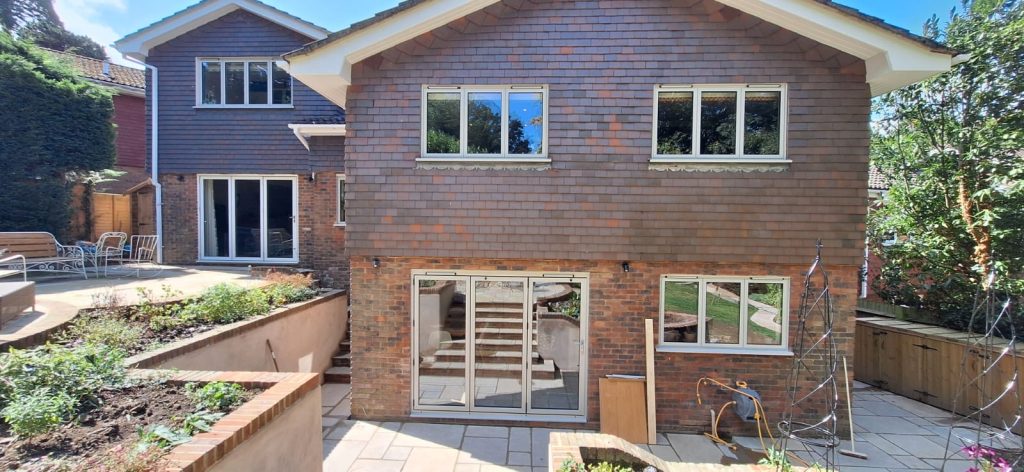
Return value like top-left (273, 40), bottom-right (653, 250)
top-left (159, 173), bottom-right (349, 288)
top-left (112, 93), bottom-right (146, 169)
top-left (344, 0), bottom-right (871, 268)
top-left (349, 255), bottom-right (858, 432)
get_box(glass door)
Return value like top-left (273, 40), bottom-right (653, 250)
top-left (198, 176), bottom-right (298, 262)
top-left (413, 276), bottom-right (469, 411)
top-left (470, 278), bottom-right (527, 413)
top-left (527, 279), bottom-right (586, 415)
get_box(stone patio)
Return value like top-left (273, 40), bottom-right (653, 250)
top-left (320, 380), bottom-right (1019, 471)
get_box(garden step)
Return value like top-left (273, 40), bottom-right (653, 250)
top-left (475, 302), bottom-right (524, 310)
top-left (324, 366), bottom-right (351, 384)
top-left (474, 327), bottom-right (527, 340)
top-left (332, 352), bottom-right (351, 367)
top-left (442, 339), bottom-right (537, 350)
top-left (419, 359), bottom-right (556, 380)
top-left (475, 317), bottom-right (525, 327)
top-left (338, 340), bottom-right (350, 354)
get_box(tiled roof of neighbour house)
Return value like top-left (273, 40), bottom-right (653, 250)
top-left (43, 48), bottom-right (146, 93)
top-left (285, 0), bottom-right (958, 59)
top-left (868, 166), bottom-right (890, 191)
top-left (290, 112), bottom-right (346, 125)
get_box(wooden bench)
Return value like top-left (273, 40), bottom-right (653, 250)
top-left (0, 232), bottom-right (87, 279)
top-left (0, 281), bottom-right (35, 328)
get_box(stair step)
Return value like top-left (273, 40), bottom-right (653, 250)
top-left (332, 352), bottom-right (351, 367)
top-left (338, 340), bottom-right (351, 354)
top-left (419, 359), bottom-right (557, 380)
top-left (474, 317), bottom-right (524, 327)
top-left (474, 327), bottom-right (527, 340)
top-left (434, 349), bottom-right (540, 363)
top-left (324, 366), bottom-right (351, 384)
top-left (474, 302), bottom-right (523, 309)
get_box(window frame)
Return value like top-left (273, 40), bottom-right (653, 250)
top-left (335, 174), bottom-right (346, 227)
top-left (196, 174), bottom-right (299, 264)
top-left (420, 85), bottom-right (549, 161)
top-left (195, 57), bottom-right (294, 108)
top-left (657, 275), bottom-right (792, 355)
top-left (651, 84), bottom-right (788, 162)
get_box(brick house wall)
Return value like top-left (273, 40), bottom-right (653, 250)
top-left (144, 10), bottom-right (348, 286)
top-left (342, 0), bottom-right (869, 429)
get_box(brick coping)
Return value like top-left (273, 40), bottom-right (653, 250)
top-left (140, 370), bottom-right (320, 472)
top-left (126, 290), bottom-right (345, 368)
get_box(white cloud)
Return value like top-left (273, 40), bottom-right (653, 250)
top-left (53, 0), bottom-right (136, 67)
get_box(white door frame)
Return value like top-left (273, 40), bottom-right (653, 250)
top-left (197, 174), bottom-right (299, 263)
top-left (526, 277), bottom-right (589, 416)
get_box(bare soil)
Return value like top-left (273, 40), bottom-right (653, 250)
top-left (0, 383), bottom-right (256, 471)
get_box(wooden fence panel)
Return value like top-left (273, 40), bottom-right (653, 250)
top-left (91, 193), bottom-right (132, 240)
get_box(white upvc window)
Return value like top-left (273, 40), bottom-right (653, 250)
top-left (196, 58), bottom-right (293, 108)
top-left (420, 85), bottom-right (548, 160)
top-left (652, 84), bottom-right (788, 162)
top-left (658, 275), bottom-right (791, 355)
top-left (336, 174), bottom-right (346, 227)
top-left (197, 175), bottom-right (298, 263)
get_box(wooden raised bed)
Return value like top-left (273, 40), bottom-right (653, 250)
top-left (855, 316), bottom-right (1024, 433)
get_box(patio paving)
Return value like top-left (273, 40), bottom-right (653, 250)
top-left (320, 381), bottom-right (1019, 471)
top-left (0, 265), bottom-right (262, 346)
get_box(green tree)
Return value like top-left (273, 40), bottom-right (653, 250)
top-left (0, 0), bottom-right (58, 33)
top-left (869, 0), bottom-right (1024, 336)
top-left (19, 21), bottom-right (106, 59)
top-left (0, 32), bottom-right (115, 236)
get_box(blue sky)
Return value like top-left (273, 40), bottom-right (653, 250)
top-left (56, 0), bottom-right (960, 67)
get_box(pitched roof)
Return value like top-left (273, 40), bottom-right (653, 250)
top-left (288, 0), bottom-right (956, 60)
top-left (868, 166), bottom-right (890, 191)
top-left (284, 0), bottom-right (960, 107)
top-left (43, 48), bottom-right (146, 93)
top-left (114, 0), bottom-right (329, 61)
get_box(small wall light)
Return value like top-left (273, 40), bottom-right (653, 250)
top-left (372, 257), bottom-right (381, 269)
top-left (308, 172), bottom-right (316, 182)
top-left (176, 175), bottom-right (185, 183)
top-left (621, 261), bottom-right (631, 273)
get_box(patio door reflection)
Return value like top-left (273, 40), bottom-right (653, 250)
top-left (413, 275), bottom-right (587, 417)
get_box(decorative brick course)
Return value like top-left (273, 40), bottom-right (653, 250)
top-left (145, 370), bottom-right (319, 472)
top-left (349, 255), bottom-right (858, 434)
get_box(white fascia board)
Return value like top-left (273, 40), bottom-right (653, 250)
top-left (715, 0), bottom-right (953, 95)
top-left (287, 124), bottom-right (347, 150)
top-left (287, 0), bottom-right (499, 107)
top-left (114, 0), bottom-right (327, 60)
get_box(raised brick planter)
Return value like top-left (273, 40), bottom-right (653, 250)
top-left (151, 370), bottom-right (322, 472)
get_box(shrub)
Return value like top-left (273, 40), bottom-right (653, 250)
top-left (0, 343), bottom-right (126, 437)
top-left (179, 410), bottom-right (224, 435)
top-left (263, 273), bottom-right (317, 306)
top-left (55, 315), bottom-right (144, 352)
top-left (180, 284), bottom-right (270, 324)
top-left (184, 382), bottom-right (247, 412)
top-left (137, 424), bottom-right (191, 450)
top-left (1, 388), bottom-right (76, 436)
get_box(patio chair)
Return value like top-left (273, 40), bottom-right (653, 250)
top-left (80, 232), bottom-right (128, 276)
top-left (109, 235), bottom-right (160, 278)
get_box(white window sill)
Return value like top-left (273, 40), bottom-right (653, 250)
top-left (334, 222), bottom-right (346, 228)
top-left (656, 344), bottom-right (794, 356)
top-left (650, 158), bottom-right (790, 173)
top-left (194, 105), bottom-right (295, 109)
top-left (416, 157), bottom-right (551, 170)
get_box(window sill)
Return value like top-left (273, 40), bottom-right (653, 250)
top-left (194, 105), bottom-right (295, 110)
top-left (416, 157), bottom-right (551, 171)
top-left (649, 158), bottom-right (790, 173)
top-left (656, 344), bottom-right (794, 356)
top-left (334, 222), bottom-right (346, 228)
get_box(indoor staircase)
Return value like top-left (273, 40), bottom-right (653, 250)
top-left (419, 301), bottom-right (558, 380)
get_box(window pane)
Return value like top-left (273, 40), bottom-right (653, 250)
top-left (417, 279), bottom-right (468, 408)
top-left (234, 179), bottom-right (261, 258)
top-left (266, 179), bottom-right (294, 259)
top-left (508, 92), bottom-right (544, 155)
top-left (200, 61), bottom-right (221, 105)
top-left (225, 62), bottom-right (245, 105)
top-left (747, 282), bottom-right (784, 345)
top-left (657, 91), bottom-right (693, 155)
top-left (426, 92), bottom-right (461, 154)
top-left (337, 179), bottom-right (345, 223)
top-left (201, 179), bottom-right (228, 257)
top-left (663, 281), bottom-right (699, 344)
top-left (248, 62), bottom-right (269, 105)
top-left (744, 91), bottom-right (781, 155)
top-left (467, 92), bottom-right (502, 154)
top-left (272, 62), bottom-right (291, 105)
top-left (705, 282), bottom-right (740, 344)
top-left (700, 91), bottom-right (737, 155)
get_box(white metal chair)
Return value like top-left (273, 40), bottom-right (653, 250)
top-left (83, 232), bottom-right (128, 276)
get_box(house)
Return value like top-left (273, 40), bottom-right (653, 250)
top-left (114, 0), bottom-right (349, 286)
top-left (119, 0), bottom-right (957, 432)
top-left (862, 166), bottom-right (892, 301)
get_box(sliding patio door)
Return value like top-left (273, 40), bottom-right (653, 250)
top-left (199, 176), bottom-right (297, 263)
top-left (413, 274), bottom-right (587, 418)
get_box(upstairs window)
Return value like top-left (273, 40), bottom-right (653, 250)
top-left (422, 86), bottom-right (547, 159)
top-left (654, 85), bottom-right (786, 160)
top-left (198, 58), bottom-right (292, 107)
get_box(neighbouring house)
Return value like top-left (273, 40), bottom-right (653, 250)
top-left (862, 166), bottom-right (892, 301)
top-left (119, 0), bottom-right (958, 433)
top-left (114, 0), bottom-right (349, 286)
top-left (45, 49), bottom-right (156, 238)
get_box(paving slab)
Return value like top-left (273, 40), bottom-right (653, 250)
top-left (666, 433), bottom-right (726, 463)
top-left (509, 427), bottom-right (531, 452)
top-left (402, 448), bottom-right (459, 472)
top-left (458, 437), bottom-right (509, 465)
top-left (466, 425), bottom-right (510, 438)
top-left (393, 423), bottom-right (466, 449)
